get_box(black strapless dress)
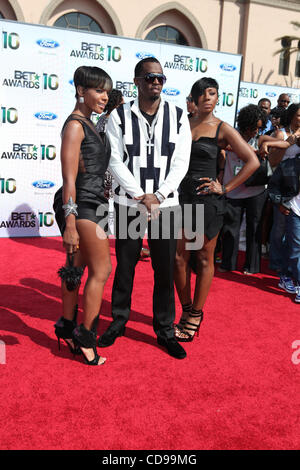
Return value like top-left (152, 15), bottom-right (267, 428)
top-left (53, 114), bottom-right (111, 235)
top-left (179, 121), bottom-right (225, 240)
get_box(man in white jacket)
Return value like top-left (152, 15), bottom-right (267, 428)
top-left (98, 58), bottom-right (191, 359)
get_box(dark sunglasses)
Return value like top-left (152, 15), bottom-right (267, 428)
top-left (136, 73), bottom-right (167, 85)
top-left (186, 96), bottom-right (193, 102)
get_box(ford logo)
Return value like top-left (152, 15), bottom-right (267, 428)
top-left (36, 39), bottom-right (60, 49)
top-left (220, 63), bottom-right (236, 72)
top-left (32, 180), bottom-right (55, 189)
top-left (136, 52), bottom-right (155, 60)
top-left (69, 79), bottom-right (74, 86)
top-left (266, 92), bottom-right (276, 98)
top-left (162, 88), bottom-right (180, 97)
top-left (34, 112), bottom-right (57, 121)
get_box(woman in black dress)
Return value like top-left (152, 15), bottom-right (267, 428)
top-left (174, 78), bottom-right (259, 342)
top-left (53, 66), bottom-right (112, 365)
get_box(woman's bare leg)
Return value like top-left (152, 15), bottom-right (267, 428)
top-left (174, 232), bottom-right (193, 332)
top-left (193, 234), bottom-right (218, 310)
top-left (174, 232), bottom-right (192, 306)
top-left (75, 219), bottom-right (111, 362)
top-left (176, 233), bottom-right (218, 340)
top-left (61, 250), bottom-right (86, 321)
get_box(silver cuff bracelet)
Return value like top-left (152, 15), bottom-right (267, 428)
top-left (62, 197), bottom-right (78, 217)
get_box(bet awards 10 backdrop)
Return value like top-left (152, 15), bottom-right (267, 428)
top-left (0, 19), bottom-right (244, 237)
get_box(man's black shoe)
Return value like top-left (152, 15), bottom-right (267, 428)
top-left (98, 324), bottom-right (126, 347)
top-left (157, 337), bottom-right (187, 359)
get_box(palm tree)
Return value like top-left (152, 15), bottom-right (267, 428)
top-left (275, 21), bottom-right (300, 58)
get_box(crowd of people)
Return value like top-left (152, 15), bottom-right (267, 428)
top-left (52, 60), bottom-right (300, 366)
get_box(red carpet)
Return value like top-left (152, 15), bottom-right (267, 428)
top-left (0, 236), bottom-right (300, 450)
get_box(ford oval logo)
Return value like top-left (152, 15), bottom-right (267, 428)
top-left (136, 52), bottom-right (155, 60)
top-left (36, 39), bottom-right (60, 49)
top-left (266, 92), bottom-right (276, 98)
top-left (220, 63), bottom-right (236, 72)
top-left (162, 88), bottom-right (180, 97)
top-left (34, 112), bottom-right (57, 121)
top-left (32, 180), bottom-right (55, 189)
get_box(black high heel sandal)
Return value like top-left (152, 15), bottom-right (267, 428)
top-left (54, 305), bottom-right (82, 355)
top-left (175, 308), bottom-right (204, 343)
top-left (72, 323), bottom-right (106, 366)
top-left (174, 302), bottom-right (192, 335)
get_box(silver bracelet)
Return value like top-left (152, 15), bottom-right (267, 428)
top-left (154, 191), bottom-right (165, 204)
top-left (62, 197), bottom-right (78, 217)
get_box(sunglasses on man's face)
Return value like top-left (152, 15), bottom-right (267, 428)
top-left (136, 73), bottom-right (167, 85)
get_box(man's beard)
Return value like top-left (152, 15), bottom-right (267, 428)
top-left (150, 95), bottom-right (160, 102)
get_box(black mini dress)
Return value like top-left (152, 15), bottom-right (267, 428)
top-left (53, 114), bottom-right (111, 235)
top-left (179, 121), bottom-right (225, 240)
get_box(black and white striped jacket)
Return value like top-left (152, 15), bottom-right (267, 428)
top-left (107, 98), bottom-right (191, 207)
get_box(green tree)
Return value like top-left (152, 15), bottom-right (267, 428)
top-left (275, 21), bottom-right (300, 58)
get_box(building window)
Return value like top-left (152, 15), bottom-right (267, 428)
top-left (145, 26), bottom-right (187, 45)
top-left (279, 37), bottom-right (291, 76)
top-left (295, 41), bottom-right (300, 78)
top-left (54, 12), bottom-right (102, 33)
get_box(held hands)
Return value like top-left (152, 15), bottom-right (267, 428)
top-left (197, 177), bottom-right (223, 195)
top-left (63, 226), bottom-right (80, 254)
top-left (135, 194), bottom-right (161, 220)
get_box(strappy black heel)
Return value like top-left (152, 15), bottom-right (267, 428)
top-left (174, 302), bottom-right (192, 335)
top-left (72, 323), bottom-right (106, 366)
top-left (175, 308), bottom-right (204, 342)
top-left (54, 305), bottom-right (82, 355)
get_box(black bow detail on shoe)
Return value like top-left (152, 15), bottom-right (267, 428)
top-left (72, 324), bottom-right (97, 348)
top-left (72, 324), bottom-right (106, 366)
top-left (54, 306), bottom-right (81, 355)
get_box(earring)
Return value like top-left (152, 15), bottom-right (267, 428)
top-left (78, 96), bottom-right (84, 103)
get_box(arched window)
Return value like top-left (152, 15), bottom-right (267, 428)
top-left (54, 12), bottom-right (102, 33)
top-left (145, 26), bottom-right (187, 45)
top-left (279, 37), bottom-right (291, 76)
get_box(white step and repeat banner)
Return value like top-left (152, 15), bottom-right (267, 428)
top-left (238, 81), bottom-right (300, 112)
top-left (0, 19), bottom-right (243, 237)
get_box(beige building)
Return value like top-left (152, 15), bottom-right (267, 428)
top-left (1, 0), bottom-right (300, 87)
